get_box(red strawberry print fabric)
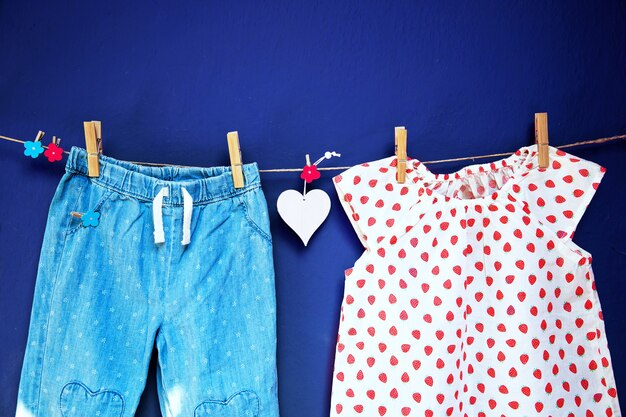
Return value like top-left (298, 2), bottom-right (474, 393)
top-left (331, 145), bottom-right (620, 417)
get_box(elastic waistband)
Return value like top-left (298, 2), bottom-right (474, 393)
top-left (66, 147), bottom-right (261, 205)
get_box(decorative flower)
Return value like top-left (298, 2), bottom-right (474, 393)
top-left (23, 141), bottom-right (44, 158)
top-left (43, 142), bottom-right (64, 163)
top-left (82, 210), bottom-right (100, 227)
top-left (300, 164), bottom-right (321, 183)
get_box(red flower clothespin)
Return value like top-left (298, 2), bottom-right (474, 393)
top-left (299, 152), bottom-right (341, 183)
top-left (301, 154), bottom-right (321, 183)
top-left (44, 136), bottom-right (64, 163)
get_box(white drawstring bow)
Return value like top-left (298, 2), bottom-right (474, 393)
top-left (181, 187), bottom-right (193, 245)
top-left (153, 187), bottom-right (193, 246)
top-left (153, 187), bottom-right (169, 244)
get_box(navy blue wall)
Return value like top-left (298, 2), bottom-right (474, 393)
top-left (1, 1), bottom-right (625, 416)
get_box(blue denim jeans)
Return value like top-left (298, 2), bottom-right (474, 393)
top-left (16, 147), bottom-right (279, 417)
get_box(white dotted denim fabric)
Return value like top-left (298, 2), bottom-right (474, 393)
top-left (15, 147), bottom-right (278, 417)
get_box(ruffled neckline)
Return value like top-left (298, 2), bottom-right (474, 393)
top-left (406, 145), bottom-right (539, 201)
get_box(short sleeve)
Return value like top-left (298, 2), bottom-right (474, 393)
top-left (333, 157), bottom-right (415, 251)
top-left (518, 147), bottom-right (605, 241)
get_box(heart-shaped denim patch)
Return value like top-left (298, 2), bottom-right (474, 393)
top-left (60, 381), bottom-right (124, 417)
top-left (194, 390), bottom-right (259, 417)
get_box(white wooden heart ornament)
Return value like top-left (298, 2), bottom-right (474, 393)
top-left (277, 189), bottom-right (331, 246)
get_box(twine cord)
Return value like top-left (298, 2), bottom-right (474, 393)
top-left (1, 133), bottom-right (624, 172)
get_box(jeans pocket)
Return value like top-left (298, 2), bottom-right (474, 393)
top-left (235, 187), bottom-right (273, 244)
top-left (64, 178), bottom-right (115, 236)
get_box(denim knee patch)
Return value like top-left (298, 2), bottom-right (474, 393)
top-left (194, 391), bottom-right (260, 417)
top-left (59, 382), bottom-right (124, 417)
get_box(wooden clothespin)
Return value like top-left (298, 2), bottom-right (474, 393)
top-left (34, 130), bottom-right (45, 143)
top-left (395, 126), bottom-right (407, 183)
top-left (534, 113), bottom-right (549, 169)
top-left (84, 120), bottom-right (103, 177)
top-left (227, 131), bottom-right (244, 189)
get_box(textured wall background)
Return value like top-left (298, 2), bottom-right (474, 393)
top-left (1, 1), bottom-right (625, 416)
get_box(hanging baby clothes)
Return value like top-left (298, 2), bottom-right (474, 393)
top-left (330, 145), bottom-right (620, 417)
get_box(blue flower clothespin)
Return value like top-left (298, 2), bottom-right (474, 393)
top-left (23, 131), bottom-right (45, 158)
top-left (82, 210), bottom-right (100, 227)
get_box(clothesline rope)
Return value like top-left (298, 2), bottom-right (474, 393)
top-left (1, 132), bottom-right (624, 172)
